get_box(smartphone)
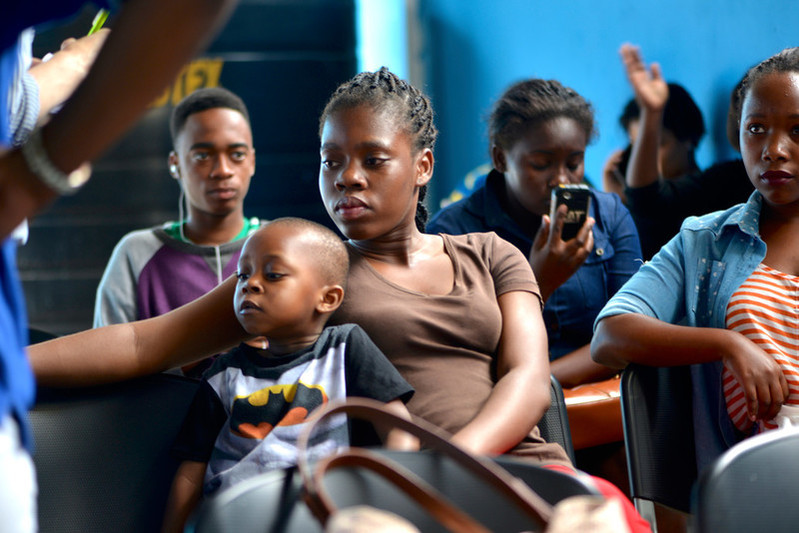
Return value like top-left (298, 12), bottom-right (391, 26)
top-left (550, 184), bottom-right (592, 241)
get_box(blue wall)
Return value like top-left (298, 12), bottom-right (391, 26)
top-left (417, 0), bottom-right (799, 206)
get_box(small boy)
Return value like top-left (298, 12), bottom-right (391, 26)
top-left (161, 217), bottom-right (415, 533)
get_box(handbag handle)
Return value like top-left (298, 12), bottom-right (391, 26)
top-left (297, 397), bottom-right (553, 531)
top-left (312, 446), bottom-right (491, 532)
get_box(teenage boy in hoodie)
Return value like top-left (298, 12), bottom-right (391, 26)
top-left (94, 87), bottom-right (263, 375)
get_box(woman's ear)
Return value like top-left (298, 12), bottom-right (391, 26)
top-left (168, 151), bottom-right (180, 179)
top-left (316, 285), bottom-right (344, 314)
top-left (414, 148), bottom-right (434, 187)
top-left (491, 144), bottom-right (507, 173)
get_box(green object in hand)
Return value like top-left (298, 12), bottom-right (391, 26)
top-left (88, 9), bottom-right (109, 35)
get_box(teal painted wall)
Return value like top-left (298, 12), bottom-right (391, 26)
top-left (417, 1), bottom-right (799, 206)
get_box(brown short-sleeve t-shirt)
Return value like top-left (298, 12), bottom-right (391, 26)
top-left (330, 232), bottom-right (571, 466)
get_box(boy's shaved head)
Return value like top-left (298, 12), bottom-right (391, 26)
top-left (235, 218), bottom-right (348, 340)
top-left (262, 218), bottom-right (348, 288)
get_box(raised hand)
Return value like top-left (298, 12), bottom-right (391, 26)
top-left (620, 43), bottom-right (668, 113)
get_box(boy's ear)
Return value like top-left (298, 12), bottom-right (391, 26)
top-left (168, 151), bottom-right (180, 179)
top-left (316, 285), bottom-right (344, 314)
top-left (491, 144), bottom-right (507, 173)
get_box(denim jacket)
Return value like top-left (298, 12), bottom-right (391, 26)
top-left (595, 191), bottom-right (765, 471)
top-left (428, 170), bottom-right (643, 360)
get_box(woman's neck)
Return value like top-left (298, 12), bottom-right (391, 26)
top-left (348, 228), bottom-right (453, 296)
top-left (761, 199), bottom-right (799, 224)
top-left (497, 178), bottom-right (542, 237)
top-left (663, 158), bottom-right (700, 181)
top-left (348, 227), bottom-right (433, 266)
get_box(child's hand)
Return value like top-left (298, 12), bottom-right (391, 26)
top-left (620, 43), bottom-right (668, 113)
top-left (722, 331), bottom-right (789, 423)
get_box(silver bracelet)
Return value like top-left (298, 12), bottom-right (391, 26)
top-left (20, 128), bottom-right (90, 195)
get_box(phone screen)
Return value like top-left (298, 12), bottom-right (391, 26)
top-left (550, 185), bottom-right (591, 241)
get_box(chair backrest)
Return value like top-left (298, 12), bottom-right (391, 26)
top-left (30, 373), bottom-right (199, 533)
top-left (538, 375), bottom-right (576, 464)
top-left (27, 327), bottom-right (58, 345)
top-left (694, 426), bottom-right (799, 533)
top-left (621, 364), bottom-right (696, 521)
top-left (189, 449), bottom-right (600, 533)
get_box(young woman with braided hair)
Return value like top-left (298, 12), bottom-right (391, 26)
top-left (29, 68), bottom-right (649, 532)
top-left (318, 67), bottom-right (562, 461)
top-left (429, 79), bottom-right (642, 389)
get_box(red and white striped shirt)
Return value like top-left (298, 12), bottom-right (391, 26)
top-left (724, 263), bottom-right (799, 433)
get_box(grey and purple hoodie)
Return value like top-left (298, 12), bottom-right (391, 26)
top-left (93, 218), bottom-right (262, 328)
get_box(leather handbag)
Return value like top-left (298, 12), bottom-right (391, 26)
top-left (297, 397), bottom-right (630, 533)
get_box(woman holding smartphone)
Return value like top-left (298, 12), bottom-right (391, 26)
top-left (428, 78), bottom-right (642, 389)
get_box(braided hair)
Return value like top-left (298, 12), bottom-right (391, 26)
top-left (734, 47), bottom-right (799, 141)
top-left (319, 67), bottom-right (438, 231)
top-left (489, 79), bottom-right (596, 154)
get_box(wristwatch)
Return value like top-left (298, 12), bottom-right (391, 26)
top-left (20, 128), bottom-right (91, 195)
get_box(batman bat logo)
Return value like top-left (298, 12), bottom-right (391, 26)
top-left (230, 382), bottom-right (328, 439)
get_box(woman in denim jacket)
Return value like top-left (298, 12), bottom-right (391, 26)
top-left (429, 79), bottom-right (642, 388)
top-left (593, 47), bottom-right (799, 472)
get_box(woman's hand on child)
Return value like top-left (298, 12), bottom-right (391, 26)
top-left (620, 43), bottom-right (668, 113)
top-left (529, 205), bottom-right (594, 301)
top-left (722, 331), bottom-right (790, 423)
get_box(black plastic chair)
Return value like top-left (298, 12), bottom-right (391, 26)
top-left (27, 327), bottom-right (58, 344)
top-left (539, 375), bottom-right (576, 464)
top-left (189, 449), bottom-right (601, 533)
top-left (620, 364), bottom-right (696, 528)
top-left (30, 373), bottom-right (200, 533)
top-left (694, 426), bottom-right (799, 533)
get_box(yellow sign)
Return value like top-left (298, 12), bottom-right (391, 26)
top-left (151, 58), bottom-right (224, 108)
